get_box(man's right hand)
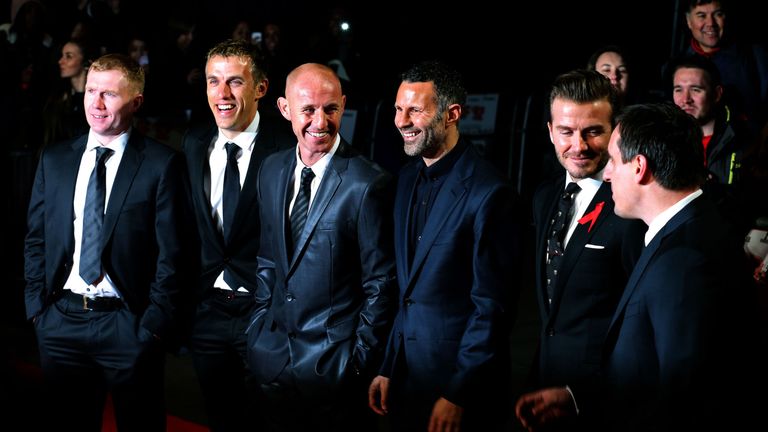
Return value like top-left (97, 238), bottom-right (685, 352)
top-left (368, 375), bottom-right (390, 415)
top-left (514, 387), bottom-right (577, 431)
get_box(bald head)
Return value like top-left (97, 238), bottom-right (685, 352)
top-left (278, 63), bottom-right (346, 166)
top-left (285, 63), bottom-right (341, 97)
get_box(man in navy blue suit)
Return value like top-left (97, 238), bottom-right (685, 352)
top-left (24, 54), bottom-right (187, 431)
top-left (597, 102), bottom-right (761, 430)
top-left (368, 60), bottom-right (520, 431)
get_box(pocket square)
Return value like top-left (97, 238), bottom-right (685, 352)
top-left (584, 244), bottom-right (605, 249)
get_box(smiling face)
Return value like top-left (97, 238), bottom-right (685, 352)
top-left (84, 69), bottom-right (142, 143)
top-left (548, 97), bottom-right (613, 181)
top-left (206, 55), bottom-right (266, 139)
top-left (672, 66), bottom-right (721, 124)
top-left (687, 1), bottom-right (725, 52)
top-left (394, 81), bottom-right (448, 159)
top-left (278, 64), bottom-right (345, 165)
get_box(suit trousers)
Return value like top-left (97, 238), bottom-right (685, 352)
top-left (258, 362), bottom-right (378, 432)
top-left (34, 298), bottom-right (166, 432)
top-left (189, 291), bottom-right (259, 432)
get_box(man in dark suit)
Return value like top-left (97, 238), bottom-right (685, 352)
top-left (246, 63), bottom-right (396, 432)
top-left (24, 54), bottom-right (187, 431)
top-left (367, 61), bottom-right (519, 431)
top-left (516, 70), bottom-right (645, 431)
top-left (181, 39), bottom-right (292, 431)
top-left (597, 102), bottom-right (761, 430)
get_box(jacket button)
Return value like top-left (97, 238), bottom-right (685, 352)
top-left (286, 294), bottom-right (295, 302)
top-left (547, 328), bottom-right (555, 336)
top-left (288, 332), bottom-right (296, 339)
top-left (404, 298), bottom-right (414, 306)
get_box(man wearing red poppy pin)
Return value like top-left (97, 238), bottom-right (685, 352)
top-left (516, 70), bottom-right (645, 432)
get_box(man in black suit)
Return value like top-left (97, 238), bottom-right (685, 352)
top-left (598, 102), bottom-right (760, 430)
top-left (367, 60), bottom-right (520, 432)
top-left (246, 63), bottom-right (396, 432)
top-left (181, 39), bottom-right (292, 431)
top-left (516, 70), bottom-right (645, 431)
top-left (24, 54), bottom-right (187, 431)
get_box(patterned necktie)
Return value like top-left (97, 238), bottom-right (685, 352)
top-left (289, 167), bottom-right (315, 254)
top-left (79, 146), bottom-right (113, 285)
top-left (545, 182), bottom-right (581, 304)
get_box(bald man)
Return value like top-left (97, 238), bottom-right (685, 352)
top-left (246, 63), bottom-right (396, 432)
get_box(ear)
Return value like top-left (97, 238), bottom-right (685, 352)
top-left (255, 79), bottom-right (268, 99)
top-left (277, 97), bottom-right (291, 121)
top-left (132, 94), bottom-right (144, 112)
top-left (714, 84), bottom-right (723, 105)
top-left (446, 103), bottom-right (462, 126)
top-left (634, 154), bottom-right (652, 185)
top-left (547, 121), bottom-right (555, 143)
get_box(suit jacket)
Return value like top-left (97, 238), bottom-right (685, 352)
top-left (380, 142), bottom-right (519, 416)
top-left (247, 140), bottom-right (396, 396)
top-left (181, 112), bottom-right (293, 297)
top-left (24, 131), bottom-right (187, 339)
top-left (531, 176), bottom-right (644, 389)
top-left (600, 195), bottom-right (758, 430)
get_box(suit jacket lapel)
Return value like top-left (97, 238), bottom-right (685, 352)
top-left (102, 133), bottom-right (144, 247)
top-left (232, 121), bottom-right (280, 240)
top-left (406, 149), bottom-right (471, 293)
top-left (606, 199), bottom-right (702, 341)
top-left (63, 137), bottom-right (89, 255)
top-left (396, 165), bottom-right (417, 287)
top-left (288, 142), bottom-right (347, 270)
top-left (548, 182), bottom-right (613, 317)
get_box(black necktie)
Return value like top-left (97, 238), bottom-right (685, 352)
top-left (222, 142), bottom-right (241, 241)
top-left (80, 146), bottom-right (113, 285)
top-left (289, 167), bottom-right (315, 254)
top-left (223, 142), bottom-right (241, 289)
top-left (545, 182), bottom-right (581, 303)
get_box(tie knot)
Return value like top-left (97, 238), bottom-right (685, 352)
top-left (563, 182), bottom-right (580, 200)
top-left (95, 146), bottom-right (113, 164)
top-left (300, 167), bottom-right (315, 186)
top-left (225, 142), bottom-right (239, 161)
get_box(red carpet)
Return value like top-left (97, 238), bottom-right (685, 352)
top-left (13, 359), bottom-right (209, 432)
top-left (100, 394), bottom-right (210, 432)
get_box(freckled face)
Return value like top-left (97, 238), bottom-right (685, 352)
top-left (84, 69), bottom-right (142, 143)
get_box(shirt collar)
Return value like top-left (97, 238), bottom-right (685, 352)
top-left (420, 138), bottom-right (467, 180)
top-left (87, 128), bottom-right (129, 155)
top-left (645, 189), bottom-right (703, 246)
top-left (214, 111), bottom-right (261, 151)
top-left (295, 134), bottom-right (340, 178)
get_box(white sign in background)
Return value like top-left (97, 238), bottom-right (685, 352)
top-left (460, 93), bottom-right (499, 135)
